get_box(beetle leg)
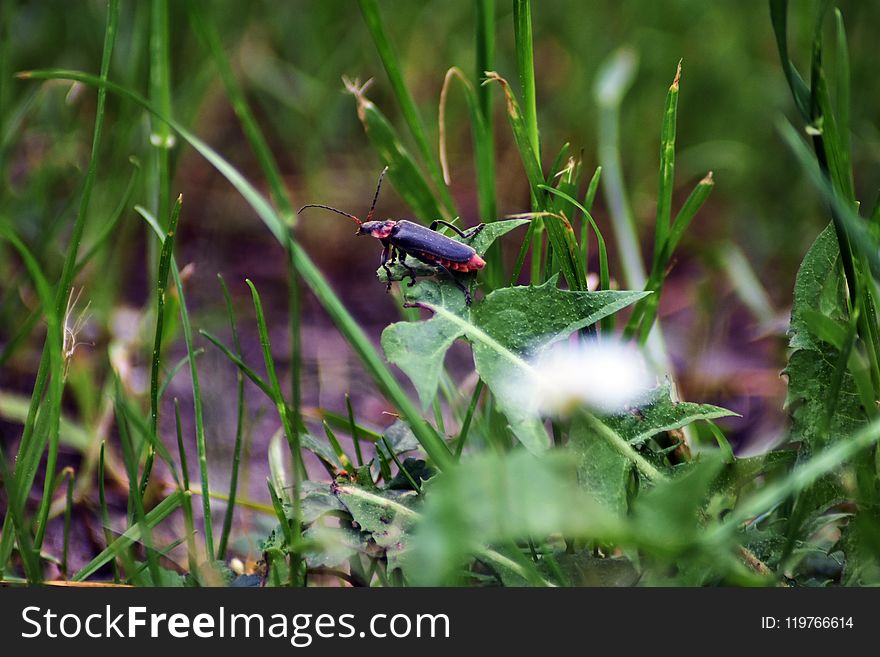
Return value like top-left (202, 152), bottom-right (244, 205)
top-left (380, 243), bottom-right (393, 292)
top-left (429, 219), bottom-right (467, 238)
top-left (398, 251), bottom-right (418, 287)
top-left (436, 264), bottom-right (472, 305)
top-left (429, 219), bottom-right (486, 242)
top-left (461, 223), bottom-right (486, 241)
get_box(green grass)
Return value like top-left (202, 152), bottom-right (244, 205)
top-left (1, 0), bottom-right (879, 588)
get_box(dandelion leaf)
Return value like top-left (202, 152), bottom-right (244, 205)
top-left (570, 413), bottom-right (631, 516)
top-left (786, 223), bottom-right (867, 453)
top-left (334, 483), bottom-right (420, 578)
top-left (604, 382), bottom-right (737, 447)
top-left (380, 219), bottom-right (527, 408)
top-left (470, 278), bottom-right (647, 453)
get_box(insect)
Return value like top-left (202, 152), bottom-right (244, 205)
top-left (297, 167), bottom-right (486, 304)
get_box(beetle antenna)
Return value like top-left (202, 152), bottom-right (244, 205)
top-left (297, 204), bottom-right (362, 226)
top-left (366, 166), bottom-right (389, 223)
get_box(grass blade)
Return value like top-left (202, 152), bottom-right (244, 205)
top-left (346, 80), bottom-right (447, 224)
top-left (769, 0), bottom-right (811, 120)
top-left (323, 421), bottom-right (354, 472)
top-left (18, 67), bottom-right (454, 470)
top-left (137, 199), bottom-right (215, 559)
top-left (187, 2), bottom-right (294, 222)
top-left (200, 329), bottom-right (272, 397)
top-left (149, 193), bottom-right (182, 437)
top-left (174, 398), bottom-right (199, 575)
top-left (97, 442), bottom-right (120, 583)
top-left (61, 467), bottom-right (74, 577)
top-left (345, 394), bottom-right (364, 467)
top-left (72, 491), bottom-right (184, 582)
top-left (157, 349), bottom-right (204, 404)
top-left (594, 48), bottom-right (645, 290)
top-left (539, 185), bottom-right (609, 295)
top-left (0, 438), bottom-right (40, 582)
top-left (0, 224), bottom-right (63, 572)
top-left (357, 0), bottom-right (456, 215)
top-left (216, 275), bottom-right (247, 560)
top-left (114, 386), bottom-right (160, 586)
top-left (512, 0), bottom-right (539, 162)
top-left (652, 61), bottom-right (680, 272)
top-left (247, 279), bottom-right (303, 582)
top-left (833, 8), bottom-right (851, 181)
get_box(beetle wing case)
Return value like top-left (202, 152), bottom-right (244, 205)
top-left (391, 220), bottom-right (477, 263)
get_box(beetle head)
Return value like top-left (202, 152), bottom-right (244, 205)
top-left (358, 220), bottom-right (396, 239)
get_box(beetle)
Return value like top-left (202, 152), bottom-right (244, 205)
top-left (297, 167), bottom-right (486, 304)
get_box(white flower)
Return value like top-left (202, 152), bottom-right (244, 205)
top-left (523, 338), bottom-right (654, 416)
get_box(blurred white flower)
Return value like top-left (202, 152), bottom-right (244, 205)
top-left (522, 338), bottom-right (654, 416)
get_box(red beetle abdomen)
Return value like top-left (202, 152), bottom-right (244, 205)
top-left (465, 253), bottom-right (486, 270)
top-left (416, 251), bottom-right (485, 272)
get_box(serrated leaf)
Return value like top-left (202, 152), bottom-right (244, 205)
top-left (298, 481), bottom-right (347, 525)
top-left (381, 219), bottom-right (528, 408)
top-left (604, 383), bottom-right (737, 447)
top-left (785, 223), bottom-right (866, 454)
top-left (788, 223), bottom-right (848, 353)
top-left (470, 277), bottom-right (647, 353)
top-left (470, 278), bottom-right (648, 452)
top-left (385, 255), bottom-right (646, 450)
top-left (570, 384), bottom-right (734, 516)
top-left (334, 483), bottom-right (420, 576)
top-left (381, 280), bottom-right (469, 407)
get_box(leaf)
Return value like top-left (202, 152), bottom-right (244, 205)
top-left (298, 481), bottom-right (347, 525)
top-left (570, 414), bottom-right (631, 516)
top-left (385, 272), bottom-right (646, 451)
top-left (630, 453), bottom-right (726, 556)
top-left (409, 449), bottom-right (617, 585)
top-left (788, 223), bottom-right (848, 353)
top-left (785, 224), bottom-right (866, 453)
top-left (387, 458), bottom-right (436, 490)
top-left (381, 219), bottom-right (528, 407)
top-left (300, 432), bottom-right (342, 470)
top-left (470, 278), bottom-right (648, 452)
top-left (569, 383), bottom-right (734, 516)
top-left (380, 419), bottom-right (421, 456)
top-left (381, 280), bottom-right (469, 407)
top-left (303, 524), bottom-right (367, 569)
top-left (72, 491), bottom-right (184, 581)
top-left (334, 483), bottom-right (420, 576)
top-left (604, 383), bottom-right (737, 447)
top-left (135, 564), bottom-right (191, 587)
